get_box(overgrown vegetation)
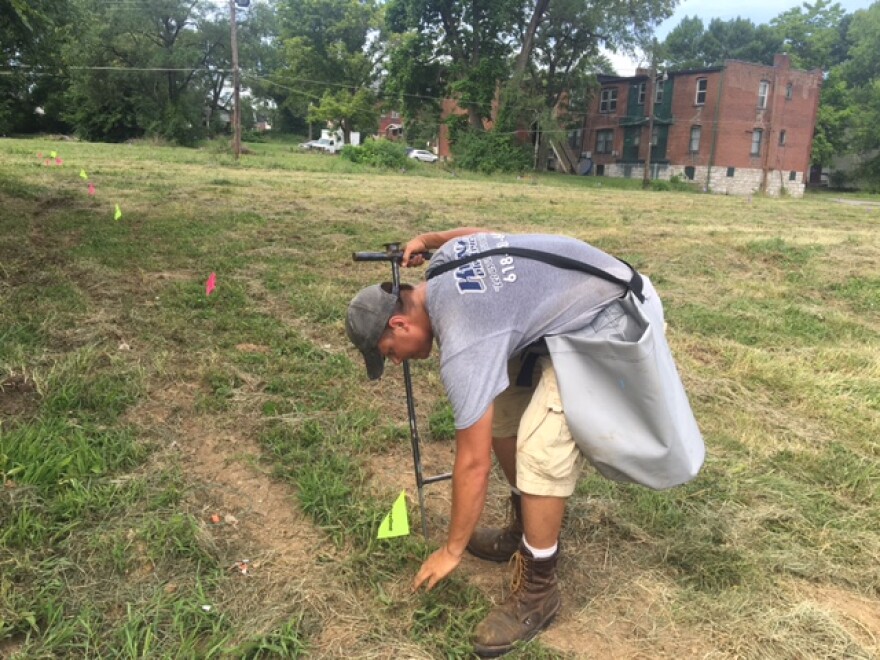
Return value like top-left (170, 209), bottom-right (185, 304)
top-left (0, 138), bottom-right (878, 658)
top-left (340, 138), bottom-right (410, 169)
top-left (449, 124), bottom-right (532, 174)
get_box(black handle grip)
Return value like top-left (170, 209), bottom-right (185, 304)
top-left (352, 250), bottom-right (432, 263)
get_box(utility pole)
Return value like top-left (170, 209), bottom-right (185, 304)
top-left (642, 69), bottom-right (656, 188)
top-left (229, 0), bottom-right (242, 160)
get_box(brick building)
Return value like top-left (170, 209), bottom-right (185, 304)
top-left (582, 54), bottom-right (823, 197)
top-left (378, 109), bottom-right (404, 140)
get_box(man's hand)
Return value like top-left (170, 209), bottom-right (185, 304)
top-left (412, 544), bottom-right (463, 591)
top-left (401, 236), bottom-right (429, 268)
top-left (401, 227), bottom-right (490, 267)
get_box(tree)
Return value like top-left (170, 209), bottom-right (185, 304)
top-left (381, 31), bottom-right (444, 147)
top-left (0, 0), bottom-right (77, 134)
top-left (500, 0), bottom-right (673, 170)
top-left (840, 2), bottom-right (880, 187)
top-left (307, 87), bottom-right (378, 143)
top-left (385, 0), bottom-right (521, 129)
top-left (770, 0), bottom-right (848, 71)
top-left (660, 16), bottom-right (781, 69)
top-left (273, 0), bottom-right (383, 132)
top-left (63, 0), bottom-right (229, 144)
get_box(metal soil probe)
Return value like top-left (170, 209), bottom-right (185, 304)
top-left (352, 242), bottom-right (452, 537)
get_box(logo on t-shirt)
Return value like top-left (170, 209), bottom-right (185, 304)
top-left (452, 237), bottom-right (487, 293)
top-left (451, 234), bottom-right (518, 294)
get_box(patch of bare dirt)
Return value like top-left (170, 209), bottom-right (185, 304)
top-left (786, 580), bottom-right (880, 655)
top-left (0, 373), bottom-right (40, 422)
top-left (128, 381), bottom-right (428, 656)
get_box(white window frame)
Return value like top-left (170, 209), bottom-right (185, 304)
top-left (651, 125), bottom-right (659, 147)
top-left (596, 129), bottom-right (614, 154)
top-left (599, 88), bottom-right (618, 113)
top-left (695, 78), bottom-right (708, 105)
top-left (689, 126), bottom-right (702, 153)
top-left (751, 129), bottom-right (763, 156)
top-left (637, 82), bottom-right (646, 105)
top-left (655, 83), bottom-right (664, 105)
top-left (779, 130), bottom-right (786, 146)
top-left (785, 82), bottom-right (793, 100)
top-left (758, 80), bottom-right (770, 109)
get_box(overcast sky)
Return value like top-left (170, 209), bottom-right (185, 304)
top-left (607, 0), bottom-right (874, 74)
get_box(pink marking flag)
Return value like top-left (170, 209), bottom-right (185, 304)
top-left (55, 157), bottom-right (63, 166)
top-left (88, 182), bottom-right (96, 196)
top-left (37, 152), bottom-right (43, 159)
top-left (205, 272), bottom-right (217, 296)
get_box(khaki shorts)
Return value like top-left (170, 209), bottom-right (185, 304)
top-left (493, 356), bottom-right (583, 498)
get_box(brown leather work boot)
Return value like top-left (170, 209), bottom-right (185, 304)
top-left (472, 543), bottom-right (561, 657)
top-left (467, 493), bottom-right (523, 562)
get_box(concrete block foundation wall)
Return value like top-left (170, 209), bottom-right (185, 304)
top-left (599, 163), bottom-right (806, 198)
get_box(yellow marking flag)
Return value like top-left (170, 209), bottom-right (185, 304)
top-left (80, 169), bottom-right (88, 180)
top-left (377, 490), bottom-right (409, 539)
top-left (50, 151), bottom-right (57, 158)
top-left (114, 204), bottom-right (122, 221)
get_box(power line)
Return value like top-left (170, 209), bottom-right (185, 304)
top-left (0, 64), bottom-right (803, 132)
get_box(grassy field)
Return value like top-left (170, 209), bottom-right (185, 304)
top-left (0, 136), bottom-right (878, 659)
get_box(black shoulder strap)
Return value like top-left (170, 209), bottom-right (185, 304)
top-left (425, 246), bottom-right (645, 303)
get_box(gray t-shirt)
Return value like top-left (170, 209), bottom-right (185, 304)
top-left (426, 232), bottom-right (632, 429)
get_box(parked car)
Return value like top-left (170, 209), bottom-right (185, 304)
top-left (408, 149), bottom-right (438, 163)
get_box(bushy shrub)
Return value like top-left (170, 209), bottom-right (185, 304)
top-left (340, 138), bottom-right (409, 169)
top-left (668, 174), bottom-right (696, 191)
top-left (449, 128), bottom-right (530, 174)
top-left (650, 179), bottom-right (671, 191)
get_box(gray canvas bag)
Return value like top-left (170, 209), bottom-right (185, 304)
top-left (427, 246), bottom-right (705, 490)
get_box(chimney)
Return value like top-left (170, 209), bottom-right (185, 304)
top-left (774, 53), bottom-right (791, 69)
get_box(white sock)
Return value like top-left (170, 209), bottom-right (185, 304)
top-left (523, 536), bottom-right (557, 559)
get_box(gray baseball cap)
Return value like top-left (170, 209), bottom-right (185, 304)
top-left (345, 282), bottom-right (399, 380)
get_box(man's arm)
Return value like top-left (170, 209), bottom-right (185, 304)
top-left (402, 227), bottom-right (491, 267)
top-left (412, 405), bottom-right (494, 591)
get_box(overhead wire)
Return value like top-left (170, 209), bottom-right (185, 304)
top-left (1, 62), bottom-right (792, 134)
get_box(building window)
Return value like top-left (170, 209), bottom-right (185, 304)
top-left (391, 111), bottom-right (400, 119)
top-left (727, 167), bottom-right (735, 177)
top-left (596, 163), bottom-right (605, 176)
top-left (684, 166), bottom-right (696, 180)
top-left (568, 128), bottom-right (583, 150)
top-left (651, 125), bottom-right (659, 147)
top-left (599, 88), bottom-right (618, 113)
top-left (751, 129), bottom-right (763, 156)
top-left (637, 82), bottom-right (646, 105)
top-left (786, 83), bottom-right (793, 100)
top-left (779, 130), bottom-right (786, 146)
top-left (789, 170), bottom-right (797, 181)
top-left (695, 78), bottom-right (708, 105)
top-left (596, 129), bottom-right (614, 154)
top-left (689, 125), bottom-right (702, 153)
top-left (655, 84), bottom-right (664, 105)
top-left (758, 80), bottom-right (770, 109)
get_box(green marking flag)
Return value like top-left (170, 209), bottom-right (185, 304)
top-left (114, 204), bottom-right (122, 221)
top-left (80, 169), bottom-right (88, 180)
top-left (377, 490), bottom-right (409, 539)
